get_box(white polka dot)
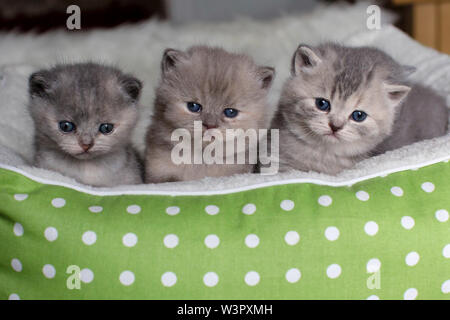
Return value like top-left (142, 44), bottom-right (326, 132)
top-left (163, 234), bottom-right (179, 248)
top-left (435, 209), bottom-right (449, 222)
top-left (401, 216), bottom-right (415, 230)
top-left (242, 203), bottom-right (256, 215)
top-left (44, 227), bottom-right (58, 242)
top-left (280, 200), bottom-right (294, 211)
top-left (51, 198), bottom-right (66, 208)
top-left (244, 271), bottom-right (260, 286)
top-left (442, 280), bottom-right (450, 294)
top-left (324, 226), bottom-right (339, 241)
top-left (82, 231), bottom-right (97, 246)
top-left (405, 252), bottom-right (420, 266)
top-left (127, 205), bottom-right (141, 214)
top-left (318, 195), bottom-right (332, 207)
top-left (122, 233), bottom-right (138, 247)
top-left (443, 244), bottom-right (450, 258)
top-left (204, 234), bottom-right (220, 249)
top-left (205, 205), bottom-right (219, 215)
top-left (42, 264), bottom-right (56, 279)
top-left (89, 206), bottom-right (103, 213)
top-left (366, 258), bottom-right (381, 273)
top-left (421, 182), bottom-right (435, 193)
top-left (11, 258), bottom-right (22, 272)
top-left (403, 288), bottom-right (418, 300)
top-left (161, 271), bottom-right (177, 287)
top-left (245, 234), bottom-right (260, 248)
top-left (390, 186), bottom-right (403, 197)
top-left (203, 272), bottom-right (219, 287)
top-left (80, 268), bottom-right (94, 283)
top-left (364, 221), bottom-right (378, 236)
top-left (166, 206), bottom-right (180, 216)
top-left (285, 268), bottom-right (301, 283)
top-left (326, 264), bottom-right (341, 279)
top-left (119, 270), bottom-right (135, 286)
top-left (8, 293), bottom-right (20, 300)
top-left (13, 223), bottom-right (24, 236)
top-left (367, 295), bottom-right (379, 300)
top-left (284, 231), bottom-right (300, 246)
top-left (356, 191), bottom-right (370, 201)
top-left (14, 194), bottom-right (28, 201)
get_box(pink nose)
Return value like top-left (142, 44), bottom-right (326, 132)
top-left (329, 122), bottom-right (342, 133)
top-left (79, 143), bottom-right (93, 151)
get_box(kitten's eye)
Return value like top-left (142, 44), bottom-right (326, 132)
top-left (187, 102), bottom-right (202, 113)
top-left (223, 108), bottom-right (239, 118)
top-left (99, 123), bottom-right (114, 134)
top-left (315, 98), bottom-right (330, 111)
top-left (59, 121), bottom-right (75, 133)
top-left (351, 110), bottom-right (367, 122)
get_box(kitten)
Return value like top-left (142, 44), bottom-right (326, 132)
top-left (273, 43), bottom-right (448, 175)
top-left (145, 46), bottom-right (275, 182)
top-left (29, 63), bottom-right (143, 187)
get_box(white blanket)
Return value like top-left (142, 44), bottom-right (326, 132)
top-left (0, 2), bottom-right (448, 193)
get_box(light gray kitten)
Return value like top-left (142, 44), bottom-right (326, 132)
top-left (145, 46), bottom-right (275, 183)
top-left (273, 43), bottom-right (448, 175)
top-left (29, 63), bottom-right (143, 187)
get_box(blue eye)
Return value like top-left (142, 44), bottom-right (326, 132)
top-left (351, 110), bottom-right (367, 122)
top-left (315, 98), bottom-right (330, 111)
top-left (99, 123), bottom-right (114, 134)
top-left (59, 121), bottom-right (75, 133)
top-left (224, 108), bottom-right (239, 118)
top-left (187, 102), bottom-right (202, 113)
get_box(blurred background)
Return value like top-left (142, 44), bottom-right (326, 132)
top-left (0, 0), bottom-right (448, 54)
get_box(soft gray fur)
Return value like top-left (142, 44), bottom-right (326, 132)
top-left (374, 84), bottom-right (448, 153)
top-left (273, 43), bottom-right (448, 175)
top-left (145, 46), bottom-right (275, 182)
top-left (29, 63), bottom-right (143, 187)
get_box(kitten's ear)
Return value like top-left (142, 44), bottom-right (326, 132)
top-left (29, 71), bottom-right (52, 98)
top-left (257, 66), bottom-right (275, 90)
top-left (120, 75), bottom-right (142, 102)
top-left (291, 44), bottom-right (322, 76)
top-left (161, 48), bottom-right (186, 74)
top-left (384, 83), bottom-right (411, 108)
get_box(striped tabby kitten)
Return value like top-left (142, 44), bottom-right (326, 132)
top-left (273, 43), bottom-right (448, 175)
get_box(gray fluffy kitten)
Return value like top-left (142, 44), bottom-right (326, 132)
top-left (273, 43), bottom-right (448, 175)
top-left (29, 63), bottom-right (143, 186)
top-left (145, 46), bottom-right (275, 182)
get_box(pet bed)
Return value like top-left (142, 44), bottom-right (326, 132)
top-left (0, 2), bottom-right (449, 300)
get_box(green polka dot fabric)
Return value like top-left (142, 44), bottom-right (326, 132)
top-left (0, 161), bottom-right (449, 300)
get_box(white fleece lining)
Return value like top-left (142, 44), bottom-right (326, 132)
top-left (1, 155), bottom-right (449, 196)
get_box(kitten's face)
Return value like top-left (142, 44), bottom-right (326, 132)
top-left (155, 46), bottom-right (274, 138)
top-left (281, 44), bottom-right (411, 156)
top-left (29, 64), bottom-right (142, 160)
